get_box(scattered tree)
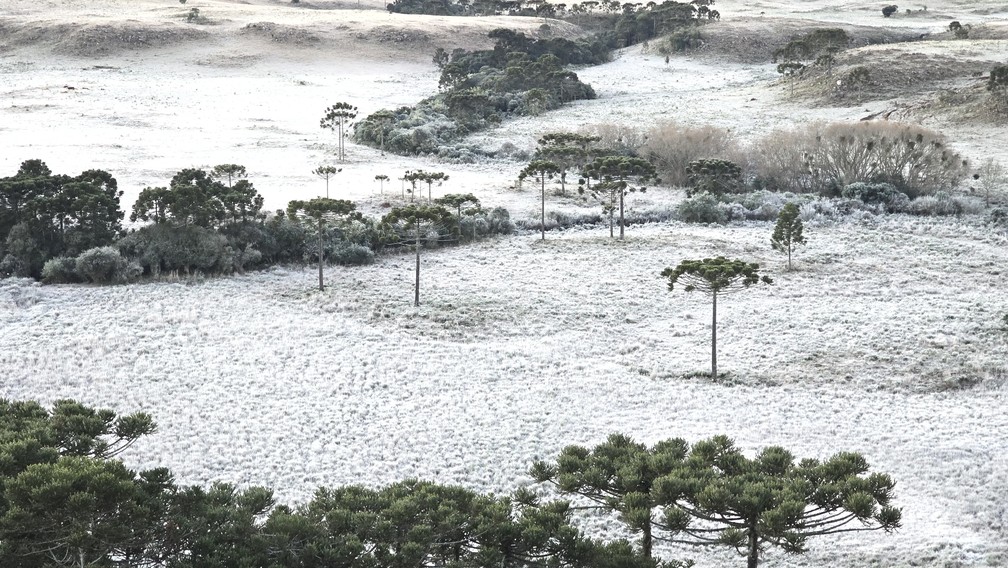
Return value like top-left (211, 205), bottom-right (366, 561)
top-left (988, 64), bottom-right (1008, 113)
top-left (434, 193), bottom-right (481, 217)
top-left (770, 203), bottom-right (806, 270)
top-left (882, 5), bottom-right (897, 17)
top-left (374, 174), bottom-right (390, 195)
top-left (660, 257), bottom-right (772, 378)
top-left (948, 20), bottom-right (970, 39)
top-left (974, 158), bottom-right (1007, 205)
top-left (320, 102), bottom-right (359, 162)
top-left (313, 165), bottom-right (342, 198)
top-left (518, 159), bottom-right (561, 240)
top-left (381, 204), bottom-right (457, 306)
top-left (210, 164), bottom-right (247, 189)
top-left (535, 132), bottom-right (601, 194)
top-left (580, 155), bottom-right (658, 239)
top-left (286, 198), bottom-right (358, 291)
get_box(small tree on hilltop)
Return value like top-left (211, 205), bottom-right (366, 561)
top-left (771, 203), bottom-right (806, 270)
top-left (381, 204), bottom-right (458, 306)
top-left (313, 165), bottom-right (342, 199)
top-left (518, 159), bottom-right (561, 241)
top-left (287, 198), bottom-right (358, 291)
top-left (661, 257), bottom-right (772, 379)
top-left (320, 102), bottom-right (358, 162)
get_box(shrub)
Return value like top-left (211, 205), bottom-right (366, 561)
top-left (799, 121), bottom-right (969, 197)
top-left (677, 192), bottom-right (727, 224)
top-left (75, 246), bottom-right (128, 284)
top-left (486, 207), bottom-right (515, 235)
top-left (639, 121), bottom-right (740, 186)
top-left (118, 224), bottom-right (233, 276)
top-left (41, 257), bottom-right (81, 284)
top-left (841, 182), bottom-right (909, 212)
top-left (882, 5), bottom-right (898, 17)
top-left (330, 243), bottom-right (375, 266)
top-left (3, 223), bottom-right (46, 278)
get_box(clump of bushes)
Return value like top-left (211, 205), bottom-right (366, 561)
top-left (676, 192), bottom-right (727, 224)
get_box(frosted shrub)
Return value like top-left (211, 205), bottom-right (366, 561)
top-left (75, 246), bottom-right (128, 284)
top-left (677, 192), bottom-right (727, 224)
top-left (486, 207), bottom-right (514, 235)
top-left (639, 121), bottom-right (740, 187)
top-left (330, 243), bottom-right (375, 266)
top-left (842, 182), bottom-right (909, 212)
top-left (118, 224), bottom-right (232, 276)
top-left (719, 202), bottom-right (749, 222)
top-left (41, 257), bottom-right (80, 284)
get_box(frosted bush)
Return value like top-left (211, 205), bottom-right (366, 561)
top-left (41, 257), bottom-right (80, 284)
top-left (677, 192), bottom-right (726, 224)
top-left (330, 243), bottom-right (375, 266)
top-left (75, 246), bottom-right (128, 284)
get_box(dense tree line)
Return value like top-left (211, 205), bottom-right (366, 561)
top-left (0, 399), bottom-right (899, 568)
top-left (0, 161), bottom-right (514, 286)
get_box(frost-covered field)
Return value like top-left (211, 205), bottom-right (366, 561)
top-left (2, 215), bottom-right (1007, 567)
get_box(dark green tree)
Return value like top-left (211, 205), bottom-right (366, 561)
top-left (536, 132), bottom-right (601, 195)
top-left (653, 435), bottom-right (902, 568)
top-left (287, 198), bottom-right (359, 291)
top-left (882, 5), bottom-right (897, 17)
top-left (320, 102), bottom-right (359, 162)
top-left (685, 159), bottom-right (742, 197)
top-left (770, 203), bottom-right (806, 270)
top-left (660, 257), bottom-right (772, 378)
top-left (434, 193), bottom-right (481, 217)
top-left (530, 433), bottom-right (687, 559)
top-left (210, 164), bottom-right (247, 189)
top-left (313, 165), bottom-right (342, 198)
top-left (381, 204), bottom-right (457, 306)
top-left (518, 159), bottom-right (561, 241)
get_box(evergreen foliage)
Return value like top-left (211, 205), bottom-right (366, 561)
top-left (770, 203), bottom-right (806, 270)
top-left (661, 257), bottom-right (772, 378)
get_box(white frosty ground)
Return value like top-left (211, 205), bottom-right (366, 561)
top-left (2, 216), bottom-right (1007, 567)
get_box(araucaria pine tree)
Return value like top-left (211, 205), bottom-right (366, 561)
top-left (320, 102), bottom-right (358, 162)
top-left (770, 203), bottom-right (806, 270)
top-left (661, 257), bottom-right (772, 378)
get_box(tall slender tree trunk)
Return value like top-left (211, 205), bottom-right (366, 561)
top-left (414, 220), bottom-right (421, 306)
top-left (747, 524), bottom-right (759, 568)
top-left (711, 291), bottom-right (718, 378)
top-left (787, 245), bottom-right (792, 270)
top-left (541, 177), bottom-right (546, 241)
top-left (619, 190), bottom-right (625, 239)
top-left (318, 220), bottom-right (324, 291)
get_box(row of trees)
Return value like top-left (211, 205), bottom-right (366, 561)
top-left (0, 399), bottom-right (900, 568)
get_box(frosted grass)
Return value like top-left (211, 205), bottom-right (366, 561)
top-left (2, 215), bottom-right (1006, 566)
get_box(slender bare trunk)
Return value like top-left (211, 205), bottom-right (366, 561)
top-left (541, 177), bottom-right (546, 241)
top-left (414, 220), bottom-right (421, 306)
top-left (619, 190), bottom-right (625, 239)
top-left (711, 291), bottom-right (717, 378)
top-left (318, 220), bottom-right (324, 291)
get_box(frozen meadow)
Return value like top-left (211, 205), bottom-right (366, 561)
top-left (2, 215), bottom-right (1007, 567)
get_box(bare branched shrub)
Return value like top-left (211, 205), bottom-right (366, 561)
top-left (750, 128), bottom-right (820, 193)
top-left (638, 121), bottom-right (740, 187)
top-left (578, 123), bottom-right (647, 155)
top-left (750, 121), bottom-right (969, 196)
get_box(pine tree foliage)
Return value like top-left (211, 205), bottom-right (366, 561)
top-left (770, 203), bottom-right (806, 270)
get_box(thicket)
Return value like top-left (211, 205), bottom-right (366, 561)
top-left (0, 399), bottom-right (898, 568)
top-left (356, 1), bottom-right (719, 157)
top-left (629, 120), bottom-right (971, 197)
top-left (0, 160), bottom-right (123, 279)
top-left (2, 163), bottom-right (512, 286)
